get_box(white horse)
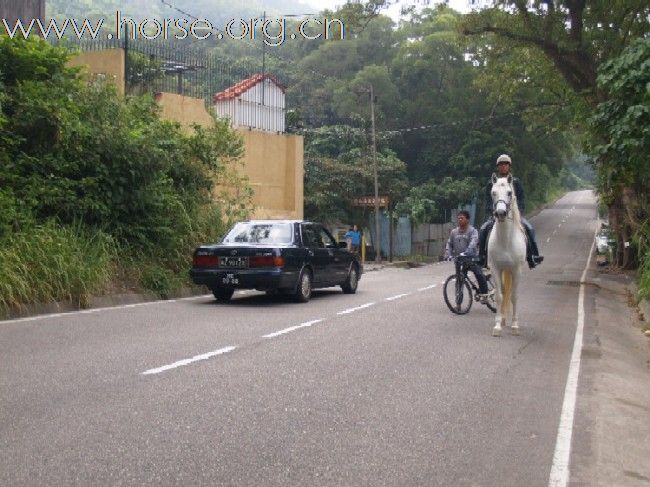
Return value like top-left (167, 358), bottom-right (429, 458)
top-left (487, 174), bottom-right (527, 337)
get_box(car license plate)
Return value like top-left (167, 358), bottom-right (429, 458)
top-left (222, 273), bottom-right (240, 285)
top-left (219, 256), bottom-right (248, 268)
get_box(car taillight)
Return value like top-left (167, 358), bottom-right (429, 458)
top-left (193, 255), bottom-right (219, 267)
top-left (250, 255), bottom-right (285, 267)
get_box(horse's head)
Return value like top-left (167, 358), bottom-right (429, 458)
top-left (491, 173), bottom-right (514, 222)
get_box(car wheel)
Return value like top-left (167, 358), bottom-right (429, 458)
top-left (293, 269), bottom-right (312, 303)
top-left (212, 287), bottom-right (234, 302)
top-left (341, 265), bottom-right (359, 294)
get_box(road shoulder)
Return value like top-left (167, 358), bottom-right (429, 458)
top-left (570, 264), bottom-right (650, 486)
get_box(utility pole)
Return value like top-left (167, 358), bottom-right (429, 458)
top-left (369, 83), bottom-right (381, 263)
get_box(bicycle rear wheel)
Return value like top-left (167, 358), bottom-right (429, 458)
top-left (443, 274), bottom-right (473, 315)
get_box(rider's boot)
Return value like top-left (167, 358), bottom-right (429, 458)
top-left (478, 220), bottom-right (492, 267)
top-left (525, 225), bottom-right (544, 269)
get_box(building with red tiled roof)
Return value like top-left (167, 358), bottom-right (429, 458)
top-left (213, 73), bottom-right (286, 133)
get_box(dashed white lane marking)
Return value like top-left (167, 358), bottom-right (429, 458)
top-left (558, 223), bottom-right (562, 228)
top-left (553, 229), bottom-right (558, 235)
top-left (547, 237), bottom-right (551, 243)
top-left (385, 293), bottom-right (410, 301)
top-left (419, 284), bottom-right (438, 291)
top-left (142, 346), bottom-right (237, 375)
top-left (2, 294), bottom-right (212, 325)
top-left (262, 319), bottom-right (324, 338)
top-left (548, 227), bottom-right (597, 487)
top-left (337, 302), bottom-right (375, 315)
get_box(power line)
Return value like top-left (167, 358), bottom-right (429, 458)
top-left (289, 105), bottom-right (568, 138)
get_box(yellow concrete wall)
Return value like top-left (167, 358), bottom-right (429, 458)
top-left (155, 92), bottom-right (214, 130)
top-left (66, 50), bottom-right (303, 219)
top-left (146, 94), bottom-right (304, 219)
top-left (67, 49), bottom-right (125, 96)
top-left (238, 129), bottom-right (303, 220)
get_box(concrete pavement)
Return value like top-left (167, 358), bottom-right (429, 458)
top-left (2, 270), bottom-right (649, 485)
top-left (571, 265), bottom-right (650, 486)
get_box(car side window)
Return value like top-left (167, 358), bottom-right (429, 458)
top-left (319, 228), bottom-right (337, 248)
top-left (301, 225), bottom-right (320, 248)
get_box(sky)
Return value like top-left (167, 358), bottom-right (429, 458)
top-left (300, 0), bottom-right (472, 20)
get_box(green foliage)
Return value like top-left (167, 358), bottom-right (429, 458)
top-left (396, 177), bottom-right (479, 224)
top-left (589, 37), bottom-right (650, 269)
top-left (0, 221), bottom-right (116, 313)
top-left (139, 264), bottom-right (184, 299)
top-left (590, 38), bottom-right (650, 192)
top-left (0, 36), bottom-right (250, 309)
top-left (639, 252), bottom-right (650, 301)
top-left (304, 125), bottom-right (408, 223)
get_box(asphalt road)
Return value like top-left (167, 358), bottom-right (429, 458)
top-left (1, 190), bottom-right (600, 486)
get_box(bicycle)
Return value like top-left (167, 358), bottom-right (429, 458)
top-left (443, 255), bottom-right (496, 315)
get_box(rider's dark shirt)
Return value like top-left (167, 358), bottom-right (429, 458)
top-left (485, 175), bottom-right (525, 215)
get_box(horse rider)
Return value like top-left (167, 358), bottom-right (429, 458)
top-left (445, 210), bottom-right (491, 301)
top-left (478, 154), bottom-right (544, 269)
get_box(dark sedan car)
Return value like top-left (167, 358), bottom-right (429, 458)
top-left (190, 220), bottom-right (362, 302)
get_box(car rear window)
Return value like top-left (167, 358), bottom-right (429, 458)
top-left (223, 222), bottom-right (293, 244)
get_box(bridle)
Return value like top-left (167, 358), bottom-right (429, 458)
top-left (493, 184), bottom-right (514, 222)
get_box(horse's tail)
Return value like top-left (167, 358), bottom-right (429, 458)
top-left (501, 270), bottom-right (513, 319)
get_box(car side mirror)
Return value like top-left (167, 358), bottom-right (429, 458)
top-left (338, 241), bottom-right (348, 249)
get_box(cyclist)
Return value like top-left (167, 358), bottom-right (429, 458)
top-left (478, 154), bottom-right (544, 269)
top-left (444, 210), bottom-right (490, 301)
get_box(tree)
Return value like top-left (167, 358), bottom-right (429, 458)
top-left (0, 36), bottom-right (249, 253)
top-left (303, 125), bottom-right (408, 224)
top-left (461, 1), bottom-right (650, 106)
top-left (589, 38), bottom-right (650, 267)
top-left (461, 1), bottom-right (650, 267)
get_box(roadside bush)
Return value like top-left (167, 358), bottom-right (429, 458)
top-left (0, 221), bottom-right (116, 313)
top-left (139, 264), bottom-right (184, 299)
top-left (638, 252), bottom-right (650, 301)
top-left (0, 36), bottom-right (253, 307)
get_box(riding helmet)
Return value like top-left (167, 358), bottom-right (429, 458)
top-left (496, 154), bottom-right (512, 165)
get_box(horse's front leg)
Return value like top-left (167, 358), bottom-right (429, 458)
top-left (491, 269), bottom-right (503, 337)
top-left (510, 268), bottom-right (521, 335)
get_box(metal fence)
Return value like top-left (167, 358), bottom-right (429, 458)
top-left (53, 37), bottom-right (273, 105)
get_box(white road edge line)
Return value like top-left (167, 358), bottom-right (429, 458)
top-left (385, 293), bottom-right (410, 301)
top-left (337, 303), bottom-right (375, 315)
top-left (1, 294), bottom-right (213, 325)
top-left (262, 319), bottom-right (324, 338)
top-left (419, 284), bottom-right (438, 291)
top-left (142, 346), bottom-right (237, 375)
top-left (548, 226), bottom-right (597, 487)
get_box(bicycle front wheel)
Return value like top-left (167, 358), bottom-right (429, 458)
top-left (443, 274), bottom-right (473, 315)
top-left (484, 274), bottom-right (497, 313)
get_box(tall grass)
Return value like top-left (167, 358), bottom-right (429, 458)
top-left (0, 220), bottom-right (116, 314)
top-left (638, 252), bottom-right (650, 301)
top-left (0, 204), bottom-right (236, 314)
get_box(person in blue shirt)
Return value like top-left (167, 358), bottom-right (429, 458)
top-left (344, 224), bottom-right (362, 253)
